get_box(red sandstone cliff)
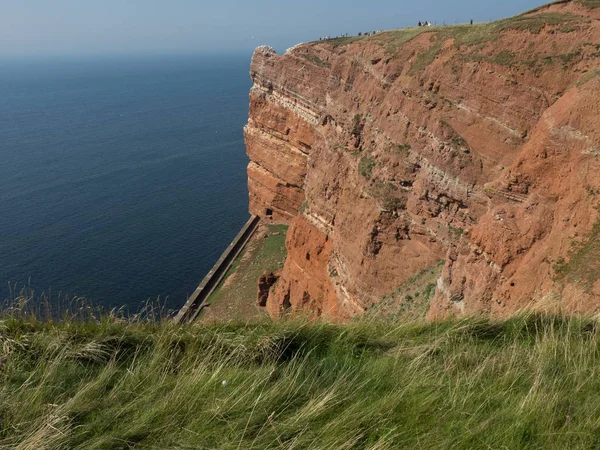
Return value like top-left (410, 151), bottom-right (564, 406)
top-left (244, 0), bottom-right (600, 320)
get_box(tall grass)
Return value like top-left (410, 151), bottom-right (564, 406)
top-left (1, 302), bottom-right (600, 449)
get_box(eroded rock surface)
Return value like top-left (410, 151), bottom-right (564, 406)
top-left (245, 2), bottom-right (600, 320)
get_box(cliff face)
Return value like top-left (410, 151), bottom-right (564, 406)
top-left (244, 0), bottom-right (600, 320)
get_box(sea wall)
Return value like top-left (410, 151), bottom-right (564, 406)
top-left (174, 215), bottom-right (260, 323)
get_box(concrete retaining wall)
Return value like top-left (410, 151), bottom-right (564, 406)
top-left (174, 215), bottom-right (261, 323)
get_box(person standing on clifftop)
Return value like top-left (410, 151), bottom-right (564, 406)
top-left (418, 21), bottom-right (422, 27)
top-left (470, 19), bottom-right (473, 25)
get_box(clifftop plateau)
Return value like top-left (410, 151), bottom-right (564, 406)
top-left (244, 0), bottom-right (600, 320)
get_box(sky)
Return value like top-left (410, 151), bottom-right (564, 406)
top-left (0, 0), bottom-right (547, 58)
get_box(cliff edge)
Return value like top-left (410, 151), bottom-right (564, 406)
top-left (244, 0), bottom-right (600, 320)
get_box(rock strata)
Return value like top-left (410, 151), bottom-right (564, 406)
top-left (245, 1), bottom-right (600, 320)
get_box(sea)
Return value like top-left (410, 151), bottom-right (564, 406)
top-left (0, 54), bottom-right (253, 312)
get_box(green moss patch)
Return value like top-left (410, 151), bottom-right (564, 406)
top-left (403, 12), bottom-right (588, 74)
top-left (578, 0), bottom-right (600, 8)
top-left (366, 260), bottom-right (445, 321)
top-left (358, 156), bottom-right (376, 179)
top-left (553, 212), bottom-right (600, 292)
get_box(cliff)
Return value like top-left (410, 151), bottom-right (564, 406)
top-left (244, 0), bottom-right (600, 320)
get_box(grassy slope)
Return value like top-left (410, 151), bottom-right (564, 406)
top-left (319, 5), bottom-right (595, 76)
top-left (2, 313), bottom-right (600, 449)
top-left (201, 224), bottom-right (288, 323)
top-left (366, 260), bottom-right (445, 321)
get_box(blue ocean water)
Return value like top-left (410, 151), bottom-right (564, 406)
top-left (0, 54), bottom-right (252, 311)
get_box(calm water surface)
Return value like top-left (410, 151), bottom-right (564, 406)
top-left (0, 54), bottom-right (252, 311)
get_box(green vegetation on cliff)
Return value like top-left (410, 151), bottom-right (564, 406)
top-left (2, 309), bottom-right (600, 449)
top-left (202, 224), bottom-right (288, 323)
top-left (319, 2), bottom-right (595, 78)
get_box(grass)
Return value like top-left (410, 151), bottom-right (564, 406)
top-left (498, 12), bottom-right (587, 34)
top-left (202, 224), bottom-right (288, 322)
top-left (322, 36), bottom-right (365, 46)
top-left (400, 11), bottom-right (589, 74)
top-left (321, 28), bottom-right (425, 50)
top-left (370, 181), bottom-right (405, 211)
top-left (576, 68), bottom-right (600, 86)
top-left (558, 49), bottom-right (583, 64)
top-left (367, 260), bottom-right (445, 321)
top-left (558, 23), bottom-right (582, 32)
top-left (372, 28), bottom-right (429, 56)
top-left (310, 0), bottom-right (594, 79)
top-left (313, 6), bottom-right (591, 77)
top-left (448, 224), bottom-right (465, 238)
top-left (298, 53), bottom-right (331, 68)
top-left (3, 306), bottom-right (600, 448)
top-left (408, 37), bottom-right (444, 75)
top-left (579, 0), bottom-right (600, 7)
top-left (396, 144), bottom-right (411, 154)
top-left (553, 211), bottom-right (600, 292)
top-left (358, 156), bottom-right (376, 179)
top-left (491, 49), bottom-right (517, 67)
top-left (316, 3), bottom-right (593, 56)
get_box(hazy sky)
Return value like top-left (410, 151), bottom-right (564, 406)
top-left (1, 0), bottom-right (546, 58)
